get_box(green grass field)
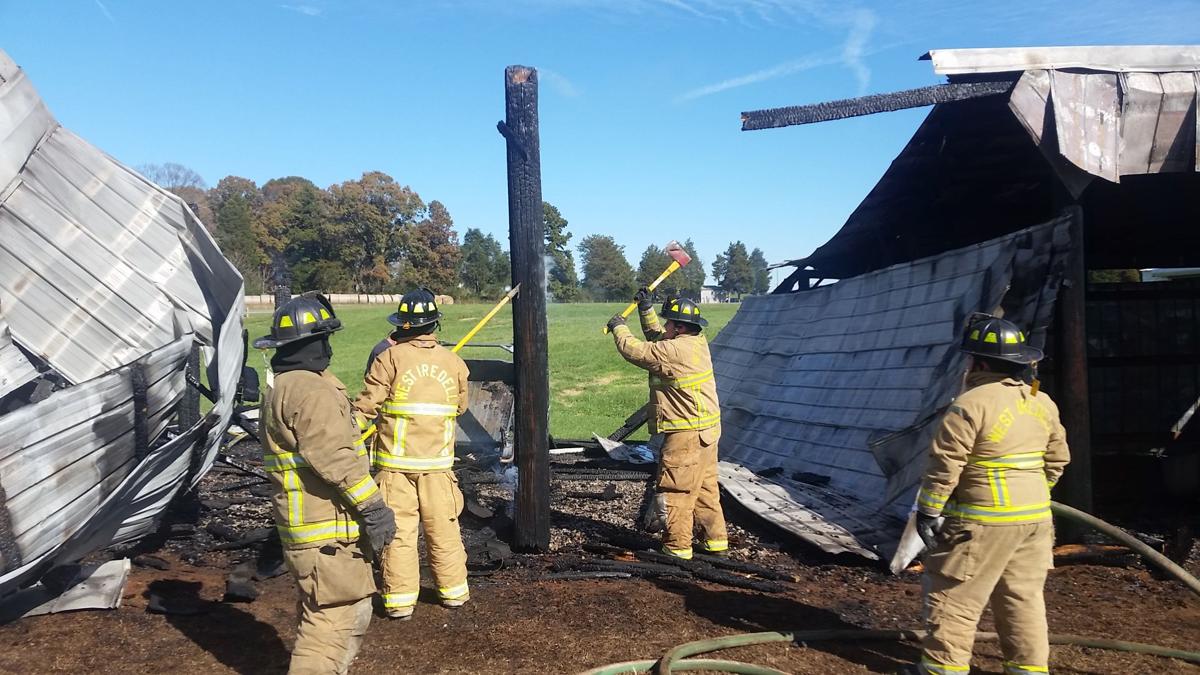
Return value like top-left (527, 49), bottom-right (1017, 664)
top-left (245, 302), bottom-right (741, 441)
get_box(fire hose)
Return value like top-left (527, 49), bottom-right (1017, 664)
top-left (578, 503), bottom-right (1200, 674)
top-left (576, 629), bottom-right (1200, 674)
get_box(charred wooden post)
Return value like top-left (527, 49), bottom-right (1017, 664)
top-left (501, 65), bottom-right (550, 551)
top-left (1055, 206), bottom-right (1093, 539)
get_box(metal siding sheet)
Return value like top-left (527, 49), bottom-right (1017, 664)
top-left (927, 46), bottom-right (1200, 75)
top-left (0, 71), bottom-right (55, 193)
top-left (1050, 71), bottom-right (1121, 182)
top-left (0, 318), bottom-right (37, 399)
top-left (713, 221), bottom-right (1070, 559)
top-left (0, 50), bottom-right (245, 598)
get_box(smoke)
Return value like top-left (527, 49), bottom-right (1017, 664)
top-left (543, 253), bottom-right (559, 303)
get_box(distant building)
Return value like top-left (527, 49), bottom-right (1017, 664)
top-left (700, 285), bottom-right (729, 304)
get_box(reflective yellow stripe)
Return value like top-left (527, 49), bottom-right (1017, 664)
top-left (277, 519), bottom-right (359, 545)
top-left (381, 401), bottom-right (458, 416)
top-left (971, 451), bottom-right (1046, 470)
top-left (284, 469), bottom-right (304, 525)
top-left (650, 369), bottom-right (715, 389)
top-left (920, 657), bottom-right (971, 674)
top-left (264, 452), bottom-right (309, 472)
top-left (988, 468), bottom-right (1005, 506)
top-left (702, 539), bottom-right (728, 552)
top-left (375, 452), bottom-right (455, 472)
top-left (661, 545), bottom-right (693, 560)
top-left (918, 487), bottom-right (949, 510)
top-left (383, 592), bottom-right (419, 608)
top-left (997, 470), bottom-right (1010, 505)
top-left (344, 475), bottom-right (378, 506)
top-left (438, 582), bottom-right (469, 600)
top-left (943, 501), bottom-right (1052, 523)
top-left (1003, 663), bottom-right (1049, 674)
top-left (658, 412), bottom-right (721, 431)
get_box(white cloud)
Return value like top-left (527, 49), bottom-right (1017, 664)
top-left (94, 0), bottom-right (117, 25)
top-left (678, 52), bottom-right (841, 101)
top-left (280, 4), bottom-right (323, 17)
top-left (539, 68), bottom-right (582, 98)
top-left (677, 3), bottom-right (880, 101)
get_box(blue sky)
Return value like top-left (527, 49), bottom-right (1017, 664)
top-left (2, 1), bottom-right (1198, 286)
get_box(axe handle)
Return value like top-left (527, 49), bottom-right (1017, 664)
top-left (453, 284), bottom-right (520, 353)
top-left (604, 260), bottom-right (682, 334)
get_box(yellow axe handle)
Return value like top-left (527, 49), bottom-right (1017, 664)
top-left (453, 284), bottom-right (520, 353)
top-left (603, 259), bottom-right (682, 334)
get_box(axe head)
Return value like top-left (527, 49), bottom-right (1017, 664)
top-left (664, 240), bottom-right (691, 267)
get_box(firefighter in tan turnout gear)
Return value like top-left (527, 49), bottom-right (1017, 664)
top-left (909, 315), bottom-right (1070, 675)
top-left (254, 294), bottom-right (396, 675)
top-left (607, 291), bottom-right (728, 560)
top-left (353, 288), bottom-right (471, 620)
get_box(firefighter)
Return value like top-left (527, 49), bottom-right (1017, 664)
top-left (908, 315), bottom-right (1070, 675)
top-left (253, 294), bottom-right (396, 675)
top-left (353, 288), bottom-right (471, 620)
top-left (606, 290), bottom-right (728, 559)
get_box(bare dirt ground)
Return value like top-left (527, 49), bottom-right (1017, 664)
top-left (0, 443), bottom-right (1197, 674)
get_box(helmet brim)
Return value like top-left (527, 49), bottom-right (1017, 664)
top-left (252, 326), bottom-right (342, 350)
top-left (962, 344), bottom-right (1043, 365)
top-left (387, 312), bottom-right (442, 328)
top-left (666, 315), bottom-right (708, 329)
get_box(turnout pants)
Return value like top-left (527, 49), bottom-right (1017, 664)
top-left (656, 430), bottom-right (728, 558)
top-left (377, 470), bottom-right (469, 612)
top-left (283, 541), bottom-right (376, 675)
top-left (921, 519), bottom-right (1054, 675)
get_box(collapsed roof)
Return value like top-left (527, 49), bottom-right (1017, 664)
top-left (717, 45), bottom-right (1200, 561)
top-left (0, 50), bottom-right (244, 597)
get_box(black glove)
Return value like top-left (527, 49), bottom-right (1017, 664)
top-left (915, 512), bottom-right (941, 551)
top-left (635, 287), bottom-right (653, 311)
top-left (607, 314), bottom-right (627, 332)
top-left (358, 496), bottom-right (397, 556)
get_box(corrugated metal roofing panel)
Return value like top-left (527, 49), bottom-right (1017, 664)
top-left (713, 219), bottom-right (1070, 559)
top-left (0, 49), bottom-right (244, 598)
top-left (0, 317), bottom-right (36, 400)
top-left (925, 46), bottom-right (1200, 75)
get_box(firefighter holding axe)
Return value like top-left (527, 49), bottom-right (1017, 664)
top-left (605, 241), bottom-right (728, 559)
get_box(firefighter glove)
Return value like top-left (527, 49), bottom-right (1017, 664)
top-left (607, 314), bottom-right (627, 332)
top-left (635, 287), bottom-right (653, 311)
top-left (915, 512), bottom-right (941, 551)
top-left (358, 495), bottom-right (397, 556)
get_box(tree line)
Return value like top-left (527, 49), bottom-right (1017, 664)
top-left (142, 163), bottom-right (773, 301)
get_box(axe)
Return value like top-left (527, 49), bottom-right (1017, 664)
top-left (603, 240), bottom-right (692, 334)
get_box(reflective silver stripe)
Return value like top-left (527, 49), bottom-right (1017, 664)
top-left (438, 581), bottom-right (469, 600)
top-left (277, 520), bottom-right (360, 545)
top-left (383, 591), bottom-right (419, 608)
top-left (943, 500), bottom-right (1051, 523)
top-left (264, 452), bottom-right (308, 472)
top-left (381, 401), bottom-right (458, 416)
top-left (650, 369), bottom-right (714, 389)
top-left (658, 412), bottom-right (721, 431)
top-left (344, 475), bottom-right (378, 506)
top-left (375, 452), bottom-right (454, 471)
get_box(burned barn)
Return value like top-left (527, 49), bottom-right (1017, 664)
top-left (712, 46), bottom-right (1200, 564)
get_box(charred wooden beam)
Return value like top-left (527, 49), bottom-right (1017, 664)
top-left (502, 65), bottom-right (551, 552)
top-left (608, 404), bottom-right (650, 442)
top-left (132, 363), bottom-right (150, 462)
top-left (741, 81), bottom-right (1013, 131)
top-left (1055, 207), bottom-right (1094, 540)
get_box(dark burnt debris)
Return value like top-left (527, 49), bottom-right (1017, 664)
top-left (110, 433), bottom-right (806, 607)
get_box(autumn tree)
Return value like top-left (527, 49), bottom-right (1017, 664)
top-left (138, 162), bottom-right (207, 190)
top-left (749, 247), bottom-right (771, 295)
top-left (328, 171), bottom-right (424, 293)
top-left (579, 235), bottom-right (636, 302)
top-left (713, 241), bottom-right (753, 299)
top-left (459, 228), bottom-right (510, 298)
top-left (397, 200), bottom-right (461, 293)
top-left (543, 202), bottom-right (580, 302)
